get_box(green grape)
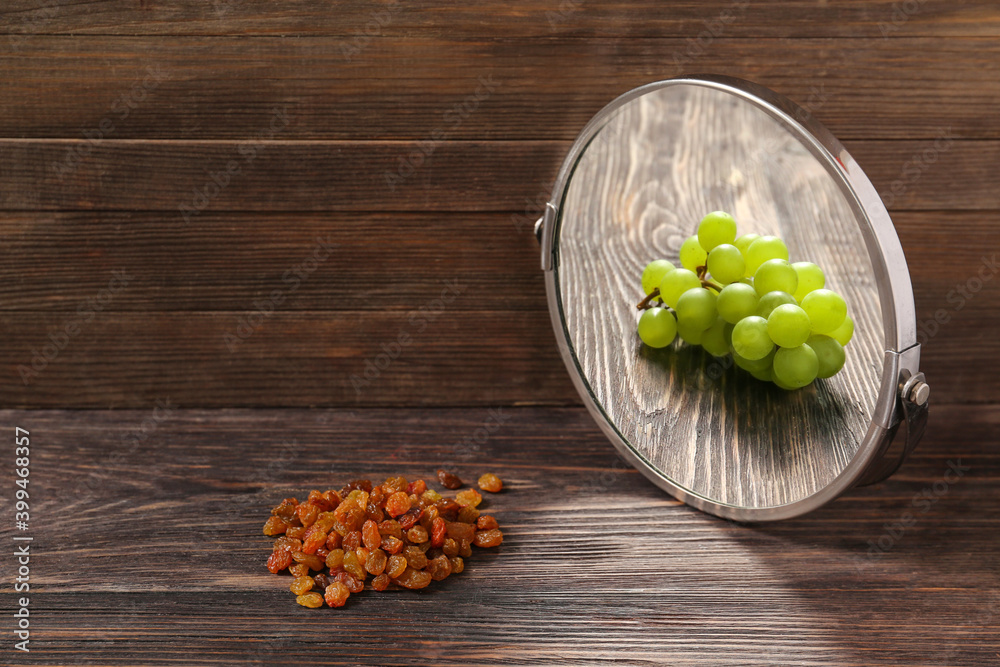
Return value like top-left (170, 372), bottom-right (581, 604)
top-left (676, 319), bottom-right (706, 345)
top-left (767, 304), bottom-right (811, 348)
top-left (800, 288), bottom-right (847, 334)
top-left (679, 236), bottom-right (708, 272)
top-left (701, 317), bottom-right (730, 357)
top-left (697, 211), bottom-right (737, 251)
top-left (637, 307), bottom-right (677, 348)
top-left (772, 375), bottom-right (798, 391)
top-left (641, 259), bottom-right (676, 296)
top-left (791, 262), bottom-right (825, 302)
top-left (717, 283), bottom-right (759, 324)
top-left (659, 269), bottom-right (702, 308)
top-left (772, 344), bottom-right (819, 389)
top-left (749, 366), bottom-right (773, 382)
top-left (754, 259), bottom-right (798, 296)
top-left (830, 314), bottom-right (854, 346)
top-left (706, 244), bottom-right (745, 285)
top-left (734, 233), bottom-right (760, 262)
top-left (756, 290), bottom-right (796, 319)
top-left (746, 235), bottom-right (789, 275)
top-left (731, 316), bottom-right (774, 361)
top-left (734, 347), bottom-right (775, 373)
top-left (676, 287), bottom-right (717, 331)
top-left (808, 335), bottom-right (846, 379)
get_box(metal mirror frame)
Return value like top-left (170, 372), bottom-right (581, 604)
top-left (537, 75), bottom-right (929, 521)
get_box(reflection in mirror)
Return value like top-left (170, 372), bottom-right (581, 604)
top-left (555, 83), bottom-right (884, 510)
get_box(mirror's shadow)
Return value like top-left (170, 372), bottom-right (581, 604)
top-left (556, 83), bottom-right (883, 510)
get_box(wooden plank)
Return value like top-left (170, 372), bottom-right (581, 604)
top-left (1, 211), bottom-right (991, 314)
top-left (2, 1), bottom-right (999, 38)
top-left (0, 298), bottom-right (995, 407)
top-left (1, 37), bottom-right (998, 140)
top-left (0, 405), bottom-right (996, 665)
top-left (1, 139), bottom-right (996, 212)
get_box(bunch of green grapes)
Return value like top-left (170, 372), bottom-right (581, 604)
top-left (636, 211), bottom-right (854, 390)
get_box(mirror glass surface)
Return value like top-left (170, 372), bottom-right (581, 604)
top-left (554, 82), bottom-right (885, 510)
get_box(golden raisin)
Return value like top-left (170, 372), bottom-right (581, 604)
top-left (343, 551), bottom-right (366, 580)
top-left (263, 516), bottom-right (288, 536)
top-left (288, 563), bottom-right (310, 578)
top-left (403, 546), bottom-right (428, 570)
top-left (458, 539), bottom-right (472, 558)
top-left (324, 582), bottom-right (350, 608)
top-left (385, 492), bottom-right (412, 518)
top-left (266, 549), bottom-right (292, 573)
top-left (295, 592), bottom-right (324, 608)
top-left (325, 531), bottom-right (343, 550)
top-left (449, 556), bottom-right (464, 574)
top-left (473, 528), bottom-right (503, 548)
top-left (333, 571), bottom-right (365, 594)
top-left (343, 531), bottom-right (361, 551)
top-left (442, 538), bottom-right (459, 557)
top-left (296, 503), bottom-right (320, 527)
top-left (325, 549), bottom-right (345, 569)
top-left (406, 525), bottom-right (429, 544)
top-left (393, 567), bottom-right (432, 589)
top-left (371, 573), bottom-right (390, 591)
top-left (382, 476), bottom-right (408, 495)
top-left (477, 473), bottom-right (503, 493)
top-left (378, 520), bottom-right (403, 539)
top-left (445, 521), bottom-right (475, 542)
top-left (365, 548), bottom-right (387, 575)
top-left (285, 526), bottom-right (306, 540)
top-left (301, 525), bottom-right (327, 555)
top-left (386, 554), bottom-right (407, 578)
top-left (380, 536), bottom-right (404, 554)
top-left (361, 520), bottom-right (381, 550)
top-left (291, 551), bottom-right (325, 571)
top-left (271, 497), bottom-right (299, 522)
top-left (398, 507), bottom-right (422, 530)
top-left (289, 576), bottom-right (314, 595)
top-left (426, 554), bottom-right (452, 581)
top-left (457, 506), bottom-right (480, 524)
top-left (455, 488), bottom-right (482, 508)
top-left (477, 515), bottom-right (499, 531)
top-left (273, 536), bottom-right (302, 553)
top-left (436, 469), bottom-right (463, 489)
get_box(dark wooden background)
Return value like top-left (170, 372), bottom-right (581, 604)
top-left (1, 2), bottom-right (998, 665)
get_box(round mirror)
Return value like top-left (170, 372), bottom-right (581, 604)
top-left (539, 76), bottom-right (928, 521)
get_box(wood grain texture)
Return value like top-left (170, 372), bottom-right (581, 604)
top-left (1, 37), bottom-right (1000, 140)
top-left (0, 405), bottom-right (997, 665)
top-left (1, 139), bottom-right (998, 212)
top-left (3, 1), bottom-right (999, 38)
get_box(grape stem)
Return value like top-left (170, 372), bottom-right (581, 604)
top-left (636, 289), bottom-right (663, 310)
top-left (695, 265), bottom-right (722, 291)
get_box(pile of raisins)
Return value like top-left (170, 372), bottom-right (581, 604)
top-left (263, 471), bottom-right (504, 608)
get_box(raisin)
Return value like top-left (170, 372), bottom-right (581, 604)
top-left (343, 531), bottom-right (361, 551)
top-left (477, 473), bottom-right (503, 493)
top-left (356, 547), bottom-right (370, 563)
top-left (477, 515), bottom-right (499, 531)
top-left (325, 531), bottom-right (343, 551)
top-left (315, 546), bottom-right (330, 560)
top-left (380, 535), bottom-right (404, 554)
top-left (369, 485), bottom-right (386, 506)
top-left (437, 469), bottom-right (463, 489)
top-left (274, 536), bottom-right (302, 553)
top-left (263, 516), bottom-right (288, 536)
top-left (296, 592), bottom-right (324, 608)
top-left (267, 549), bottom-right (293, 573)
top-left (371, 573), bottom-right (391, 591)
top-left (445, 521), bottom-right (475, 542)
top-left (458, 539), bottom-right (472, 558)
top-left (340, 479), bottom-right (373, 496)
top-left (457, 506), bottom-right (480, 524)
top-left (308, 489), bottom-right (336, 512)
top-left (419, 505), bottom-right (439, 530)
top-left (301, 525), bottom-right (327, 555)
top-left (333, 571), bottom-right (365, 594)
top-left (393, 567), bottom-right (432, 589)
top-left (343, 551), bottom-right (366, 580)
top-left (387, 554), bottom-right (408, 578)
top-left (403, 546), bottom-right (428, 570)
top-left (289, 576), bottom-right (314, 595)
top-left (449, 556), bottom-right (464, 574)
top-left (333, 498), bottom-right (365, 534)
top-left (385, 492), bottom-right (412, 518)
top-left (348, 490), bottom-right (370, 510)
top-left (322, 490), bottom-right (343, 508)
top-left (382, 476), bottom-right (408, 495)
top-left (313, 573), bottom-right (331, 590)
top-left (285, 526), bottom-right (306, 540)
top-left (324, 582), bottom-right (350, 608)
top-left (271, 497), bottom-right (299, 522)
top-left (427, 555), bottom-right (452, 581)
top-left (455, 488), bottom-right (482, 508)
top-left (398, 507), bottom-right (422, 530)
top-left (365, 548), bottom-right (387, 576)
top-left (291, 551), bottom-right (325, 571)
top-left (435, 499), bottom-right (461, 521)
top-left (365, 503), bottom-right (385, 523)
top-left (421, 489), bottom-right (443, 504)
top-left (313, 512), bottom-right (337, 534)
top-left (430, 517), bottom-right (447, 548)
top-left (362, 520), bottom-right (381, 550)
top-left (325, 548), bottom-right (345, 569)
top-left (407, 479), bottom-right (427, 495)
top-left (442, 538), bottom-right (459, 557)
top-left (378, 519), bottom-right (403, 540)
top-left (296, 503), bottom-right (320, 527)
top-left (289, 563), bottom-right (310, 578)
top-left (473, 528), bottom-right (503, 548)
top-left (406, 525), bottom-right (429, 544)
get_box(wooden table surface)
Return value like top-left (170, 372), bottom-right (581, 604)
top-left (2, 2), bottom-right (999, 665)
